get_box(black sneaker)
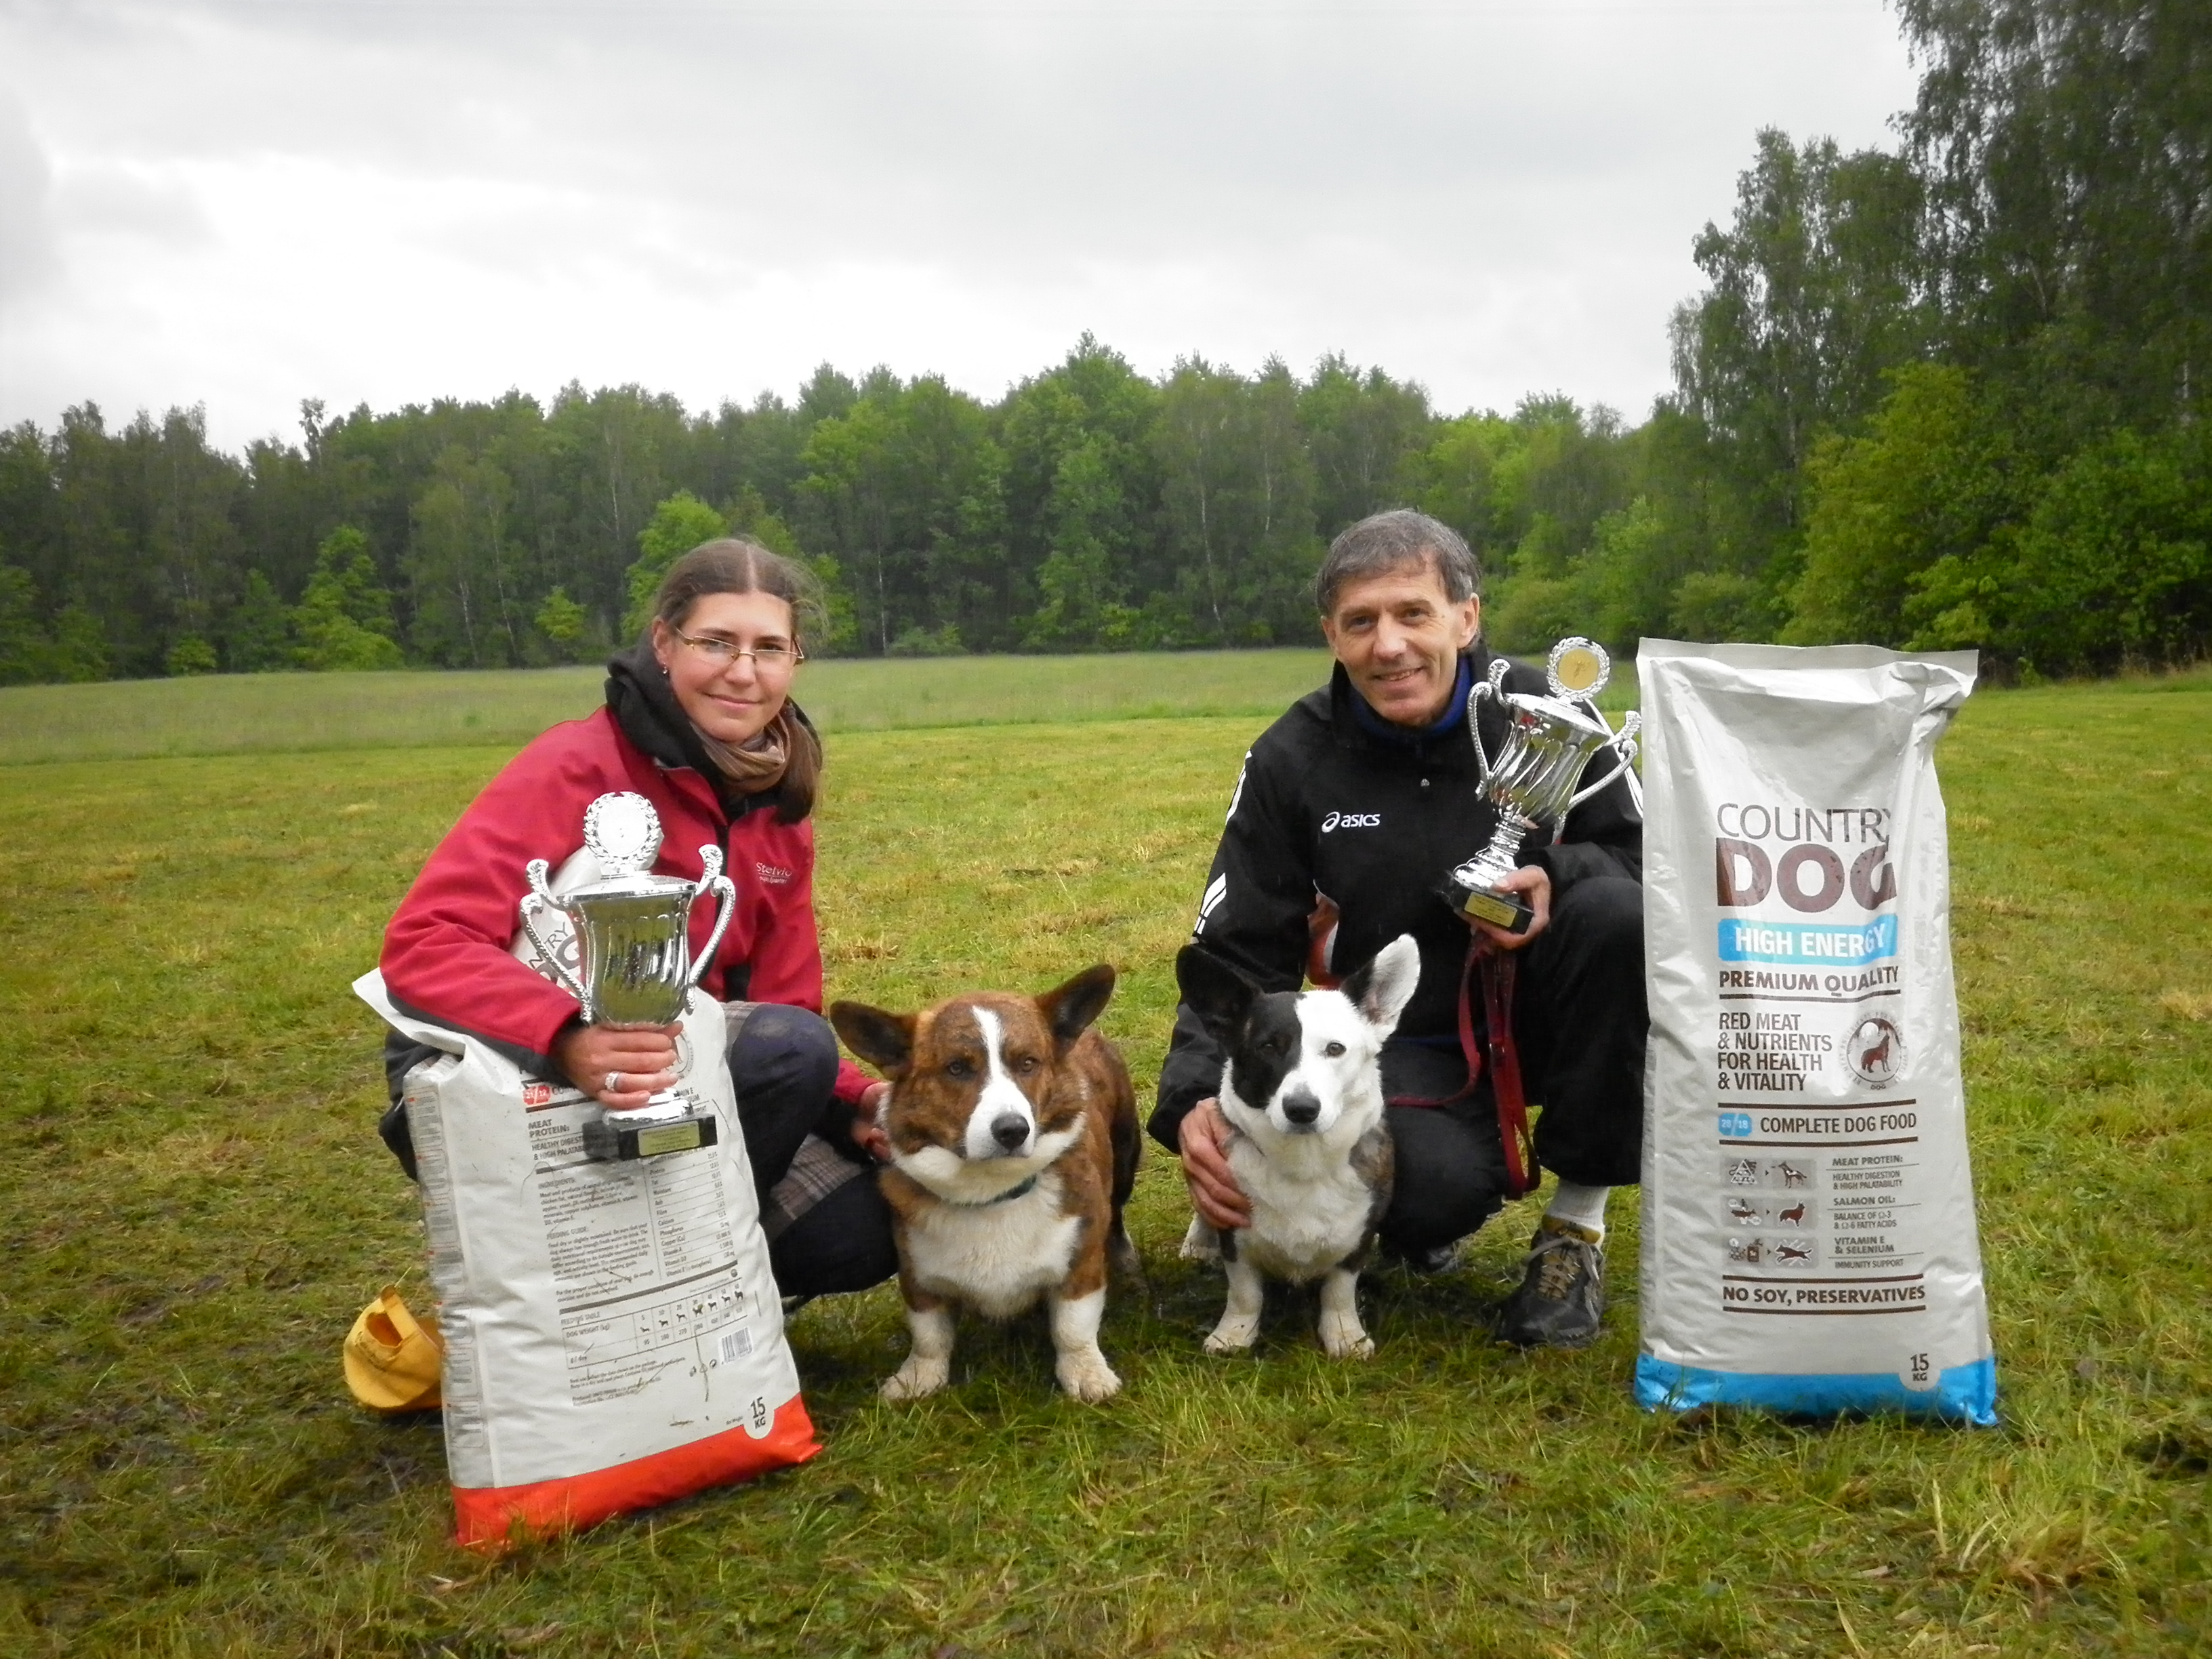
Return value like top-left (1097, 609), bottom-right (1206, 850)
top-left (1495, 1216), bottom-right (1605, 1348)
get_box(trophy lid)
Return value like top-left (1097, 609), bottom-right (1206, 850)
top-left (1500, 687), bottom-right (1616, 740)
top-left (1547, 638), bottom-right (1611, 701)
top-left (583, 792), bottom-right (663, 878)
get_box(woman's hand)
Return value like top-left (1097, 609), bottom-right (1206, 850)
top-left (1179, 1098), bottom-right (1251, 1230)
top-left (853, 1080), bottom-right (893, 1164)
top-left (553, 1022), bottom-right (681, 1111)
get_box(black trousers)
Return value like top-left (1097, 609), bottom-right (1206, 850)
top-left (1377, 874), bottom-right (1647, 1252)
top-left (722, 1004), bottom-right (899, 1299)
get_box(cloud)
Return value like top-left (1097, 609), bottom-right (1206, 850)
top-left (0, 87), bottom-right (58, 306)
top-left (0, 0), bottom-right (1921, 445)
top-left (54, 162), bottom-right (215, 247)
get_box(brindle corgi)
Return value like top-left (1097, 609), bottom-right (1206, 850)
top-left (830, 966), bottom-right (1140, 1402)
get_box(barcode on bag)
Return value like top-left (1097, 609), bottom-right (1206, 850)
top-left (717, 1328), bottom-right (754, 1364)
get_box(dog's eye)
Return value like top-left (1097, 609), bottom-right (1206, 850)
top-left (945, 1057), bottom-right (975, 1080)
top-left (1324, 1041), bottom-right (1346, 1058)
top-left (1015, 1056), bottom-right (1040, 1075)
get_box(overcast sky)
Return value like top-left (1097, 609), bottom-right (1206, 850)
top-left (0, 1), bottom-right (1919, 451)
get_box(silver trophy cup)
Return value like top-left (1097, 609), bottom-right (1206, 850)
top-left (518, 792), bottom-right (737, 1160)
top-left (1444, 638), bottom-right (1642, 935)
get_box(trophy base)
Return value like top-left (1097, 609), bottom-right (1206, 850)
top-left (581, 1097), bottom-right (720, 1162)
top-left (1443, 877), bottom-right (1534, 935)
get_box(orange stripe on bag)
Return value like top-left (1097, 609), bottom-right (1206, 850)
top-left (452, 1396), bottom-right (821, 1551)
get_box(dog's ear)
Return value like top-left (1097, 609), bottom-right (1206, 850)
top-left (829, 1001), bottom-right (916, 1076)
top-left (1038, 964), bottom-right (1115, 1050)
top-left (1338, 934), bottom-right (1420, 1039)
top-left (1176, 942), bottom-right (1257, 1045)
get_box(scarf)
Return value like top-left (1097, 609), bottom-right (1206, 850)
top-left (693, 711), bottom-right (792, 794)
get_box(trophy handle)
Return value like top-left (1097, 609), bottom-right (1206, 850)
top-left (687, 844), bottom-right (739, 989)
top-left (1467, 658), bottom-right (1512, 785)
top-left (1565, 710), bottom-right (1643, 810)
top-left (519, 858), bottom-right (590, 1002)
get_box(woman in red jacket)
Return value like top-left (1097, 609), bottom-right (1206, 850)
top-left (379, 539), bottom-right (895, 1298)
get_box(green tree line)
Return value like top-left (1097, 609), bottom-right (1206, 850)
top-left (0, 347), bottom-right (1618, 678)
top-left (2, 0), bottom-right (2202, 684)
top-left (1662, 0), bottom-right (2210, 675)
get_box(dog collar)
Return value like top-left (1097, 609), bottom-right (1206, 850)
top-left (951, 1174), bottom-right (1040, 1207)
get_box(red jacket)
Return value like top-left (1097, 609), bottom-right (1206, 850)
top-left (381, 704), bottom-right (872, 1105)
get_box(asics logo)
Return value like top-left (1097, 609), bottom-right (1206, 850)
top-left (1320, 811), bottom-right (1381, 832)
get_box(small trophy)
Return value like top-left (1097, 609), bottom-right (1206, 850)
top-left (1444, 638), bottom-right (1642, 934)
top-left (518, 793), bottom-right (737, 1161)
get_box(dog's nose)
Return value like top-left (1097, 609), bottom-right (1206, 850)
top-left (991, 1113), bottom-right (1031, 1151)
top-left (1281, 1089), bottom-right (1321, 1127)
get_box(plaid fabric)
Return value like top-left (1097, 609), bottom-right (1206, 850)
top-left (721, 998), bottom-right (874, 1241)
top-left (759, 1132), bottom-right (867, 1242)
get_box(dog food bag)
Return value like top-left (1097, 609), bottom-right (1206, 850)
top-left (354, 971), bottom-right (818, 1547)
top-left (1635, 640), bottom-right (1996, 1424)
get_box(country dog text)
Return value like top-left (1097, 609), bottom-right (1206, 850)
top-left (1715, 804), bottom-right (1889, 844)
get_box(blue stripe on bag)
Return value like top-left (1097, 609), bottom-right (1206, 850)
top-left (1634, 1354), bottom-right (1998, 1426)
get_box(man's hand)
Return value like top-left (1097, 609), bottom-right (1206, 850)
top-left (1467, 863), bottom-right (1552, 951)
top-left (853, 1080), bottom-right (893, 1164)
top-left (552, 1022), bottom-right (680, 1111)
top-left (1179, 1098), bottom-right (1251, 1230)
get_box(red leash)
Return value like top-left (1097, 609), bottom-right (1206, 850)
top-left (1385, 940), bottom-right (1540, 1197)
top-left (1481, 951), bottom-right (1539, 1196)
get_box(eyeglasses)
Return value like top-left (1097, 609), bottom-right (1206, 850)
top-left (670, 628), bottom-right (807, 670)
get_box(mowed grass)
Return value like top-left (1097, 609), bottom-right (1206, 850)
top-left (1, 668), bottom-right (2208, 1656)
top-left (0, 651), bottom-right (1341, 765)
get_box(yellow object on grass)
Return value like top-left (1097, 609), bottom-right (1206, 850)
top-left (343, 1286), bottom-right (444, 1413)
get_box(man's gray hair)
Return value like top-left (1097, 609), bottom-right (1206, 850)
top-left (1313, 509), bottom-right (1481, 616)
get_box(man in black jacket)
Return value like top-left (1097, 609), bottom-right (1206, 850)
top-left (1153, 509), bottom-right (1646, 1347)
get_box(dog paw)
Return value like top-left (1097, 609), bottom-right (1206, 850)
top-left (1179, 1218), bottom-right (1221, 1263)
top-left (1055, 1349), bottom-right (1122, 1403)
top-left (1320, 1328), bottom-right (1376, 1361)
top-left (880, 1357), bottom-right (950, 1401)
top-left (1202, 1321), bottom-right (1258, 1355)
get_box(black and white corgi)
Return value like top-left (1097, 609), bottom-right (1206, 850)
top-left (1174, 935), bottom-right (1420, 1359)
top-left (831, 966), bottom-right (1141, 1403)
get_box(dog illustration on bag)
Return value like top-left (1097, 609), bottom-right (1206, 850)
top-left (1846, 1015), bottom-right (1907, 1087)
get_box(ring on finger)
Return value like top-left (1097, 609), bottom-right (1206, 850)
top-left (605, 1070), bottom-right (623, 1095)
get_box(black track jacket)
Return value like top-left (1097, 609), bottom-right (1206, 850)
top-left (1149, 643), bottom-right (1643, 1150)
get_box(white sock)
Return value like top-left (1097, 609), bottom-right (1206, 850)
top-left (1544, 1181), bottom-right (1610, 1242)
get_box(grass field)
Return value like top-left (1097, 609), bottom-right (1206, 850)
top-left (0, 652), bottom-right (1347, 765)
top-left (2, 663), bottom-right (2208, 1656)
